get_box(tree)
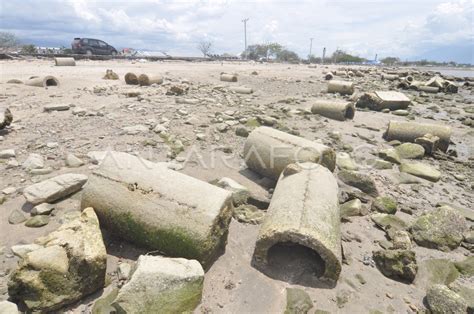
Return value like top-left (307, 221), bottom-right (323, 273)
top-left (0, 31), bottom-right (19, 49)
top-left (331, 49), bottom-right (366, 63)
top-left (20, 44), bottom-right (37, 54)
top-left (245, 43), bottom-right (283, 61)
top-left (276, 49), bottom-right (300, 63)
top-left (381, 57), bottom-right (400, 65)
top-left (197, 40), bottom-right (212, 57)
top-left (308, 55), bottom-right (322, 63)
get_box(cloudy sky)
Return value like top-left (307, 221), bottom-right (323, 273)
top-left (1, 0), bottom-right (473, 63)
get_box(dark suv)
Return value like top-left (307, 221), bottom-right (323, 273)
top-left (71, 38), bottom-right (118, 55)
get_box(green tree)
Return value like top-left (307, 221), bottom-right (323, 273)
top-left (332, 49), bottom-right (366, 63)
top-left (381, 57), bottom-right (400, 65)
top-left (276, 49), bottom-right (300, 63)
top-left (20, 44), bottom-right (37, 54)
top-left (245, 43), bottom-right (283, 61)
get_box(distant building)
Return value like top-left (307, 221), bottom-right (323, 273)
top-left (36, 47), bottom-right (62, 54)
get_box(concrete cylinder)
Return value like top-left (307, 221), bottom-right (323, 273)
top-left (138, 74), bottom-right (163, 86)
top-left (311, 100), bottom-right (355, 121)
top-left (324, 72), bottom-right (334, 80)
top-left (382, 74), bottom-right (398, 81)
top-left (54, 57), bottom-right (76, 66)
top-left (124, 73), bottom-right (139, 85)
top-left (243, 126), bottom-right (336, 180)
top-left (415, 85), bottom-right (439, 93)
top-left (327, 80), bottom-right (354, 95)
top-left (230, 86), bottom-right (253, 94)
top-left (81, 152), bottom-right (233, 268)
top-left (384, 121), bottom-right (452, 152)
top-left (253, 163), bottom-right (342, 282)
top-left (0, 108), bottom-right (13, 130)
top-left (25, 76), bottom-right (59, 87)
top-left (220, 73), bottom-right (237, 82)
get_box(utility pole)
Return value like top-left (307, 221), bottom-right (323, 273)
top-left (322, 47), bottom-right (326, 64)
top-left (309, 38), bottom-right (313, 62)
top-left (242, 18), bottom-right (249, 60)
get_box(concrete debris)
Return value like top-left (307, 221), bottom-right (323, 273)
top-left (124, 72), bottom-right (139, 85)
top-left (356, 91), bottom-right (411, 111)
top-left (138, 74), bottom-right (163, 86)
top-left (54, 57), bottom-right (76, 66)
top-left (220, 73), bottom-right (238, 82)
top-left (311, 100), bottom-right (355, 121)
top-left (0, 108), bottom-right (13, 130)
top-left (327, 80), bottom-right (354, 95)
top-left (103, 69), bottom-right (119, 80)
top-left (25, 76), bottom-right (59, 87)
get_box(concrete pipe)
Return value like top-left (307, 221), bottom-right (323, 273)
top-left (243, 126), bottom-right (336, 180)
top-left (54, 57), bottom-right (76, 66)
top-left (124, 72), bottom-right (139, 85)
top-left (327, 80), bottom-right (354, 95)
top-left (220, 73), bottom-right (238, 82)
top-left (138, 74), bottom-right (163, 86)
top-left (311, 100), bottom-right (355, 121)
top-left (253, 163), bottom-right (342, 282)
top-left (356, 91), bottom-right (411, 111)
top-left (0, 108), bottom-right (13, 130)
top-left (384, 121), bottom-right (452, 152)
top-left (324, 72), bottom-right (334, 80)
top-left (382, 74), bottom-right (398, 81)
top-left (415, 85), bottom-right (439, 93)
top-left (230, 86), bottom-right (253, 94)
top-left (81, 152), bottom-right (233, 268)
top-left (25, 76), bottom-right (59, 87)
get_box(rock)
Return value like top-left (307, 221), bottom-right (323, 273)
top-left (43, 104), bottom-right (70, 112)
top-left (25, 215), bottom-right (50, 227)
top-left (340, 199), bottom-right (362, 219)
top-left (426, 285), bottom-right (468, 314)
top-left (336, 152), bottom-right (358, 170)
top-left (22, 153), bottom-right (44, 170)
top-left (454, 256), bottom-right (474, 276)
top-left (0, 301), bottom-right (19, 314)
top-left (372, 196), bottom-right (397, 214)
top-left (65, 153), bottom-right (84, 168)
top-left (395, 143), bottom-right (425, 159)
top-left (396, 172), bottom-right (423, 184)
top-left (379, 148), bottom-right (401, 164)
top-left (11, 244), bottom-right (43, 259)
top-left (415, 259), bottom-right (460, 289)
top-left (285, 288), bottom-right (313, 314)
top-left (415, 133), bottom-right (440, 155)
top-left (23, 173), bottom-right (88, 205)
top-left (112, 255), bottom-right (204, 313)
top-left (410, 206), bottom-right (468, 251)
top-left (448, 279), bottom-right (474, 312)
top-left (392, 109), bottom-right (409, 116)
top-left (338, 170), bottom-right (378, 197)
top-left (216, 177), bottom-right (249, 206)
top-left (8, 209), bottom-right (27, 224)
top-left (373, 249), bottom-right (417, 283)
top-left (103, 69), bottom-right (119, 80)
top-left (399, 162), bottom-right (441, 182)
top-left (122, 124), bottom-right (148, 135)
top-left (2, 186), bottom-right (16, 195)
top-left (392, 230), bottom-right (412, 249)
top-left (235, 126), bottom-right (249, 137)
top-left (0, 149), bottom-right (15, 159)
top-left (8, 208), bottom-right (106, 311)
top-left (91, 287), bottom-right (119, 314)
top-left (233, 204), bottom-right (265, 224)
top-left (371, 213), bottom-right (408, 239)
top-left (31, 203), bottom-right (55, 216)
top-left (372, 159), bottom-right (393, 170)
top-left (117, 263), bottom-right (132, 281)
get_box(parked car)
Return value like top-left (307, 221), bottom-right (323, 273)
top-left (71, 38), bottom-right (118, 55)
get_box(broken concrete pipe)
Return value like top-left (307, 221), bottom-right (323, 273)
top-left (81, 152), bottom-right (233, 268)
top-left (138, 74), bottom-right (163, 86)
top-left (0, 108), bottom-right (13, 130)
top-left (25, 76), bottom-right (59, 87)
top-left (356, 91), bottom-right (411, 111)
top-left (54, 57), bottom-right (76, 66)
top-left (311, 100), bottom-right (355, 121)
top-left (411, 83), bottom-right (439, 93)
top-left (253, 163), bottom-right (342, 282)
top-left (124, 72), bottom-right (139, 85)
top-left (327, 80), bottom-right (354, 95)
top-left (230, 86), bottom-right (253, 94)
top-left (243, 126), bottom-right (336, 180)
top-left (384, 121), bottom-right (452, 152)
top-left (220, 73), bottom-right (238, 82)
top-left (381, 74), bottom-right (398, 81)
top-left (324, 72), bottom-right (334, 80)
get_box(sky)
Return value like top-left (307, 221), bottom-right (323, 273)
top-left (0, 0), bottom-right (473, 63)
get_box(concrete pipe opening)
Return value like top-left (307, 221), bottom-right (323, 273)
top-left (45, 78), bottom-right (58, 86)
top-left (345, 104), bottom-right (355, 119)
top-left (267, 242), bottom-right (326, 279)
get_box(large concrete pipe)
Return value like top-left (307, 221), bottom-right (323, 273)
top-left (81, 152), bottom-right (233, 268)
top-left (230, 86), bottom-right (253, 94)
top-left (311, 100), bottom-right (355, 121)
top-left (124, 72), bottom-right (139, 85)
top-left (356, 91), bottom-right (411, 111)
top-left (220, 73), bottom-right (238, 82)
top-left (54, 57), bottom-right (76, 66)
top-left (138, 74), bottom-right (163, 86)
top-left (243, 127), bottom-right (336, 180)
top-left (253, 163), bottom-right (342, 282)
top-left (384, 121), bottom-right (452, 152)
top-left (0, 108), bottom-right (13, 130)
top-left (382, 74), bottom-right (398, 81)
top-left (25, 76), bottom-right (59, 87)
top-left (327, 80), bottom-right (354, 95)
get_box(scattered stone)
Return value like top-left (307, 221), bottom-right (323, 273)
top-left (233, 204), bottom-right (265, 224)
top-left (23, 173), bottom-right (88, 205)
top-left (338, 170), bottom-right (378, 197)
top-left (285, 288), bottom-right (313, 314)
top-left (103, 69), bottom-right (119, 80)
top-left (392, 230), bottom-right (411, 249)
top-left (22, 153), bottom-right (44, 170)
top-left (336, 152), bottom-right (358, 171)
top-left (415, 133), bottom-right (440, 155)
top-left (371, 213), bottom-right (408, 239)
top-left (395, 143), bottom-right (425, 159)
top-left (340, 199), bottom-right (362, 219)
top-left (8, 208), bottom-right (107, 311)
top-left (399, 162), bottom-right (441, 182)
top-left (235, 126), bottom-right (249, 137)
top-left (122, 124), bottom-right (149, 135)
top-left (8, 209), bottom-right (27, 224)
top-left (2, 186), bottom-right (16, 195)
top-left (454, 256), bottom-right (474, 276)
top-left (415, 259), bottom-right (460, 288)
top-left (0, 149), bottom-right (15, 159)
top-left (11, 244), bottom-right (43, 259)
top-left (372, 159), bottom-right (393, 170)
top-left (25, 215), bottom-right (50, 227)
top-left (117, 263), bottom-right (132, 281)
top-left (372, 196), bottom-right (397, 214)
top-left (373, 249), bottom-right (417, 283)
top-left (43, 104), bottom-right (70, 112)
top-left (31, 203), bottom-right (55, 216)
top-left (410, 206), bottom-right (468, 251)
top-left (216, 177), bottom-right (249, 206)
top-left (112, 255), bottom-right (204, 313)
top-left (378, 148), bottom-right (401, 164)
top-left (65, 153), bottom-right (84, 168)
top-left (426, 284), bottom-right (468, 314)
top-left (0, 301), bottom-right (19, 314)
